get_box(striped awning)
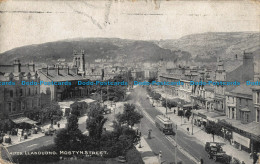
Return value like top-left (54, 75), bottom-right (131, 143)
top-left (11, 117), bottom-right (38, 124)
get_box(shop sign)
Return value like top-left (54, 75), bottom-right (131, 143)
top-left (233, 132), bottom-right (250, 148)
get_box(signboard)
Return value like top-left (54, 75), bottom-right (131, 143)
top-left (233, 132), bottom-right (250, 148)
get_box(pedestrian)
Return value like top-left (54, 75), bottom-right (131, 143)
top-left (253, 151), bottom-right (258, 164)
top-left (57, 122), bottom-right (60, 128)
top-left (200, 158), bottom-right (204, 164)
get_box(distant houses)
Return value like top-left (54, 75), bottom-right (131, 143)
top-left (158, 50), bottom-right (260, 154)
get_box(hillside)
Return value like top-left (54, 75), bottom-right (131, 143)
top-left (157, 32), bottom-right (260, 62)
top-left (0, 32), bottom-right (259, 65)
top-left (0, 38), bottom-right (183, 65)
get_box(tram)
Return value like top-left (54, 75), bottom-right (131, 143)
top-left (155, 115), bottom-right (175, 135)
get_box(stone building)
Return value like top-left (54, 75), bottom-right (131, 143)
top-left (0, 59), bottom-right (41, 120)
top-left (38, 66), bottom-right (89, 102)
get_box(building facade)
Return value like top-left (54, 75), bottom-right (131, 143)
top-left (0, 60), bottom-right (41, 119)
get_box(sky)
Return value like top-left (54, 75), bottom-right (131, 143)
top-left (0, 0), bottom-right (259, 53)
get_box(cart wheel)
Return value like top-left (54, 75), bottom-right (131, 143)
top-left (207, 154), bottom-right (211, 159)
top-left (213, 156), bottom-right (217, 161)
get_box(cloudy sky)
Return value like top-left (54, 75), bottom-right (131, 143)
top-left (0, 0), bottom-right (259, 53)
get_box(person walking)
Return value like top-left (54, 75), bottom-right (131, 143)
top-left (253, 151), bottom-right (258, 164)
top-left (200, 158), bottom-right (204, 164)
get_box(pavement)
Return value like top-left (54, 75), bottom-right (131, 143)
top-left (136, 137), bottom-right (159, 164)
top-left (152, 87), bottom-right (252, 164)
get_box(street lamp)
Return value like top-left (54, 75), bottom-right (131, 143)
top-left (175, 124), bottom-right (178, 164)
top-left (191, 101), bottom-right (194, 135)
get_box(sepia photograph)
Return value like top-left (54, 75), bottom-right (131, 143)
top-left (0, 0), bottom-right (259, 164)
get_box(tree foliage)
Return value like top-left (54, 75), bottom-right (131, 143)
top-left (116, 104), bottom-right (143, 128)
top-left (55, 113), bottom-right (86, 151)
top-left (162, 98), bottom-right (178, 109)
top-left (86, 104), bottom-right (107, 139)
top-left (185, 110), bottom-right (192, 120)
top-left (205, 122), bottom-right (222, 142)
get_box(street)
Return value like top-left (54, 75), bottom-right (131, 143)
top-left (130, 86), bottom-right (221, 164)
top-left (6, 86), bottom-right (221, 164)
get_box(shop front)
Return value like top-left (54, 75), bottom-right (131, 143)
top-left (191, 109), bottom-right (207, 128)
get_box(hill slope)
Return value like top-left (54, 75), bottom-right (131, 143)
top-left (157, 32), bottom-right (260, 62)
top-left (0, 32), bottom-right (259, 65)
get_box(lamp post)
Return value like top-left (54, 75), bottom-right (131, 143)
top-left (175, 124), bottom-right (178, 164)
top-left (138, 110), bottom-right (143, 148)
top-left (191, 101), bottom-right (194, 135)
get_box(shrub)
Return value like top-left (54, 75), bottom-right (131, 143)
top-left (126, 148), bottom-right (144, 164)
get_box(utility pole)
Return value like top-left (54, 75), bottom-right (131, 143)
top-left (139, 121), bottom-right (142, 148)
top-left (101, 89), bottom-right (103, 107)
top-left (175, 124), bottom-right (178, 164)
top-left (165, 86), bottom-right (167, 115)
top-left (191, 101), bottom-right (194, 135)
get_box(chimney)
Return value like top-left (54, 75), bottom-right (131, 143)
top-left (28, 61), bottom-right (35, 72)
top-left (13, 59), bottom-right (21, 73)
top-left (56, 66), bottom-right (60, 75)
top-left (67, 67), bottom-right (69, 75)
top-left (46, 66), bottom-right (49, 76)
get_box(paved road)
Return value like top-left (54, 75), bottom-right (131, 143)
top-left (130, 86), bottom-right (221, 164)
top-left (6, 86), bottom-right (221, 164)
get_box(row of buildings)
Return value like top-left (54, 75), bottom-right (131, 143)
top-left (0, 50), bottom-right (130, 123)
top-left (158, 50), bottom-right (260, 154)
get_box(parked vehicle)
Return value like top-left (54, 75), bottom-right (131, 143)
top-left (205, 142), bottom-right (226, 162)
top-left (155, 115), bottom-right (175, 135)
top-left (43, 127), bottom-right (56, 136)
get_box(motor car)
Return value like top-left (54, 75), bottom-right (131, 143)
top-left (43, 127), bottom-right (56, 136)
top-left (205, 142), bottom-right (226, 162)
top-left (116, 156), bottom-right (127, 163)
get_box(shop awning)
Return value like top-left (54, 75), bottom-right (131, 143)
top-left (183, 104), bottom-right (193, 108)
top-left (11, 117), bottom-right (38, 124)
top-left (219, 118), bottom-right (260, 141)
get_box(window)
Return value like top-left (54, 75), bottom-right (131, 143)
top-left (257, 109), bottom-right (260, 123)
top-left (8, 102), bottom-right (12, 112)
top-left (13, 102), bottom-right (16, 112)
top-left (21, 101), bottom-right (25, 110)
top-left (246, 113), bottom-right (249, 122)
top-left (35, 87), bottom-right (37, 94)
top-left (10, 90), bottom-right (13, 98)
top-left (28, 88), bottom-right (31, 96)
top-left (20, 89), bottom-right (23, 96)
top-left (256, 92), bottom-right (260, 104)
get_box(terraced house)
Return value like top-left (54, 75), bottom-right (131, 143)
top-left (0, 59), bottom-right (41, 120)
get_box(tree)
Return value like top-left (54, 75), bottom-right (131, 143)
top-left (162, 98), bottom-right (178, 109)
top-left (86, 115), bottom-right (107, 139)
top-left (116, 104), bottom-right (143, 128)
top-left (86, 104), bottom-right (107, 140)
top-left (67, 114), bottom-right (79, 132)
top-left (185, 110), bottom-right (192, 121)
top-left (55, 113), bottom-right (86, 151)
top-left (205, 122), bottom-right (222, 142)
top-left (148, 77), bottom-right (157, 83)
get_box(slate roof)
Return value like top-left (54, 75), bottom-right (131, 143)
top-left (39, 68), bottom-right (86, 82)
